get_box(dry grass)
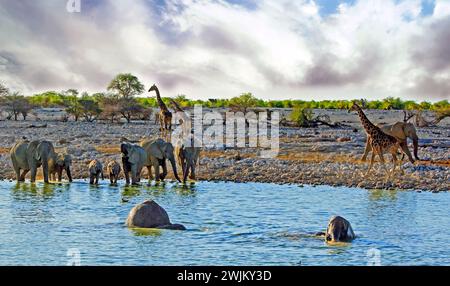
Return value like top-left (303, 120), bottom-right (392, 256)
top-left (95, 145), bottom-right (121, 154)
top-left (419, 159), bottom-right (450, 167)
top-left (276, 151), bottom-right (364, 165)
top-left (0, 147), bottom-right (10, 154)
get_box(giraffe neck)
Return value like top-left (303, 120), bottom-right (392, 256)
top-left (356, 108), bottom-right (378, 136)
top-left (154, 87), bottom-right (168, 111)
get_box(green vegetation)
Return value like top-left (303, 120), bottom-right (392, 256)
top-left (290, 106), bottom-right (314, 127)
top-left (1, 78), bottom-right (448, 123)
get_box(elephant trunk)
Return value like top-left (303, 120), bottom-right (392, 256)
top-left (169, 157), bottom-right (181, 182)
top-left (42, 154), bottom-right (49, 183)
top-left (66, 166), bottom-right (73, 182)
top-left (412, 135), bottom-right (420, 161)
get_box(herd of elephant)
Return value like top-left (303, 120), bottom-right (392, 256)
top-left (9, 138), bottom-right (201, 185)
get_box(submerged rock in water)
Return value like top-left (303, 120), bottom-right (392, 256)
top-left (126, 200), bottom-right (186, 230)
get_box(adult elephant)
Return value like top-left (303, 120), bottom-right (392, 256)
top-left (175, 141), bottom-right (201, 184)
top-left (10, 140), bottom-right (56, 183)
top-left (120, 142), bottom-right (148, 185)
top-left (140, 138), bottom-right (181, 183)
top-left (362, 122), bottom-right (420, 163)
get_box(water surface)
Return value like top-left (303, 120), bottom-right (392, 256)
top-left (0, 180), bottom-right (448, 265)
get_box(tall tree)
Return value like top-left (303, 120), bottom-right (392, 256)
top-left (107, 73), bottom-right (144, 99)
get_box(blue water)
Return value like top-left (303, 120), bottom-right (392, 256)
top-left (0, 180), bottom-right (448, 266)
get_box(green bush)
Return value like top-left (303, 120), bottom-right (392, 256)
top-left (290, 106), bottom-right (313, 127)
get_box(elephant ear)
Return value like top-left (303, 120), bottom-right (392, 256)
top-left (34, 150), bottom-right (41, 161)
top-left (404, 123), bottom-right (417, 137)
top-left (150, 142), bottom-right (164, 160)
top-left (128, 146), bottom-right (141, 164)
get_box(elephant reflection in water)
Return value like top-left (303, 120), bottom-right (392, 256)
top-left (11, 182), bottom-right (56, 199)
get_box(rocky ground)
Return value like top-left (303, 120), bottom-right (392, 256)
top-left (0, 108), bottom-right (448, 191)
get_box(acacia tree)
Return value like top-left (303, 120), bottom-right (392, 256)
top-left (118, 97), bottom-right (143, 123)
top-left (98, 94), bottom-right (121, 123)
top-left (1, 92), bottom-right (34, 121)
top-left (107, 73), bottom-right (145, 99)
top-left (79, 98), bottom-right (102, 122)
top-left (229, 93), bottom-right (258, 113)
top-left (107, 73), bottom-right (145, 122)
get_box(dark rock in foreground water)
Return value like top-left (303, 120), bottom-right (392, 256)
top-left (126, 200), bottom-right (186, 230)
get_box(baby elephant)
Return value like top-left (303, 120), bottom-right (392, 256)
top-left (88, 159), bottom-right (104, 185)
top-left (107, 160), bottom-right (121, 184)
top-left (325, 216), bottom-right (356, 243)
top-left (50, 153), bottom-right (73, 182)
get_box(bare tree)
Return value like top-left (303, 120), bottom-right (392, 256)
top-left (415, 108), bottom-right (450, 127)
top-left (99, 95), bottom-right (121, 123)
top-left (118, 98), bottom-right (143, 123)
top-left (0, 92), bottom-right (34, 121)
top-left (79, 99), bottom-right (102, 122)
top-left (403, 110), bottom-right (415, 123)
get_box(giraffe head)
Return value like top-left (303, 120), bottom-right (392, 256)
top-left (148, 83), bottom-right (157, 93)
top-left (348, 102), bottom-right (361, 113)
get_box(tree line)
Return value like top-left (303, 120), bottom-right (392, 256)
top-left (0, 73), bottom-right (448, 122)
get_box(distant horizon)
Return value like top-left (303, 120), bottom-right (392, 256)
top-left (13, 86), bottom-right (448, 104)
top-left (1, 1), bottom-right (449, 102)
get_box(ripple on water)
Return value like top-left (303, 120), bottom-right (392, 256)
top-left (0, 180), bottom-right (449, 265)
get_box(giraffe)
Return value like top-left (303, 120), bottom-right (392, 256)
top-left (169, 98), bottom-right (192, 144)
top-left (349, 102), bottom-right (404, 179)
top-left (148, 84), bottom-right (172, 139)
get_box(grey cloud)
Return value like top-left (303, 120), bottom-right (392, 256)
top-left (302, 47), bottom-right (382, 86)
top-left (411, 16), bottom-right (450, 72)
top-left (153, 72), bottom-right (196, 89)
top-left (408, 75), bottom-right (450, 99)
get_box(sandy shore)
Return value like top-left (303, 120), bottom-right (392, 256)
top-left (0, 108), bottom-right (448, 191)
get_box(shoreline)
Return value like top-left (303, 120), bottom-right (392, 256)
top-left (0, 109), bottom-right (448, 192)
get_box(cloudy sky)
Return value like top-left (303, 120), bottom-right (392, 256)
top-left (0, 0), bottom-right (449, 101)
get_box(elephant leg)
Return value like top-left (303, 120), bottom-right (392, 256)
top-left (122, 157), bottom-right (130, 185)
top-left (57, 168), bottom-right (63, 182)
top-left (30, 167), bottom-right (37, 183)
top-left (131, 166), bottom-right (139, 185)
top-left (110, 173), bottom-right (114, 184)
top-left (125, 171), bottom-right (130, 185)
top-left (160, 160), bottom-right (168, 181)
top-left (147, 166), bottom-right (153, 181)
top-left (400, 141), bottom-right (414, 164)
top-left (19, 169), bottom-right (29, 182)
top-left (90, 175), bottom-right (94, 185)
top-left (154, 163), bottom-right (161, 182)
top-left (361, 138), bottom-right (371, 161)
top-left (182, 162), bottom-right (188, 183)
top-left (190, 162), bottom-right (196, 180)
top-left (14, 166), bottom-right (21, 182)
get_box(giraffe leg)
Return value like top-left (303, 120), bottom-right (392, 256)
top-left (365, 153), bottom-right (376, 177)
top-left (390, 153), bottom-right (398, 175)
top-left (378, 153), bottom-right (390, 180)
top-left (361, 138), bottom-right (372, 161)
